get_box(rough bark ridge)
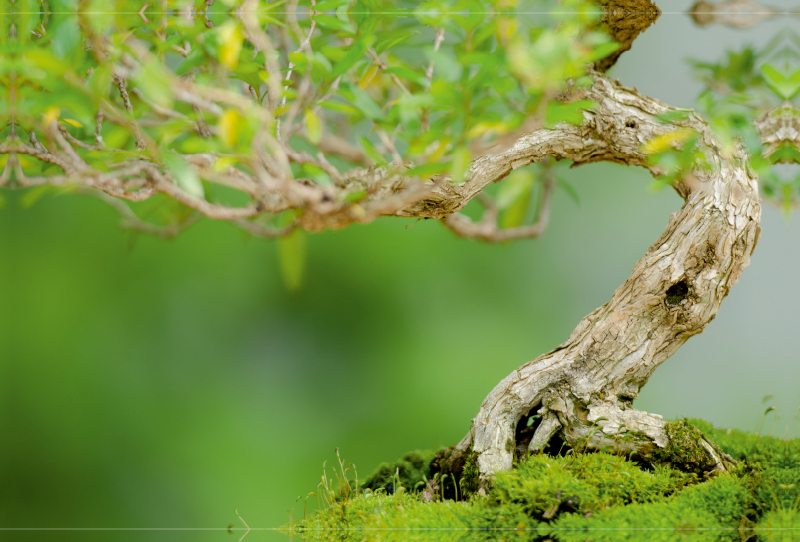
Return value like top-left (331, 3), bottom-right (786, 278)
top-left (444, 74), bottom-right (761, 481)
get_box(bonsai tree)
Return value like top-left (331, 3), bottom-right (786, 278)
top-left (2, 0), bottom-right (796, 485)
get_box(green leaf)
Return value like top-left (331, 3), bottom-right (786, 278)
top-left (359, 136), bottom-right (386, 165)
top-left (586, 41), bottom-right (620, 62)
top-left (319, 46), bottom-right (347, 63)
top-left (556, 177), bottom-right (580, 205)
top-left (134, 57), bottom-right (174, 109)
top-left (769, 143), bottom-right (800, 164)
top-left (19, 185), bottom-right (54, 209)
top-left (49, 18), bottom-right (82, 60)
top-left (343, 85), bottom-right (383, 120)
top-left (342, 190), bottom-right (367, 203)
top-left (315, 0), bottom-right (350, 10)
top-left (761, 64), bottom-right (800, 100)
top-left (312, 14), bottom-right (355, 34)
top-left (331, 36), bottom-right (368, 78)
top-left (230, 63), bottom-right (265, 93)
top-left (305, 109), bottom-right (323, 145)
top-left (319, 100), bottom-right (359, 115)
top-left (84, 0), bottom-right (113, 35)
top-left (546, 100), bottom-right (596, 127)
top-left (448, 147), bottom-right (471, 185)
top-left (278, 229), bottom-right (307, 293)
top-left (498, 169), bottom-right (534, 227)
top-left (301, 163), bottom-right (332, 185)
top-left (384, 67), bottom-right (430, 88)
top-left (425, 49), bottom-right (461, 82)
top-left (452, 0), bottom-right (485, 32)
top-left (655, 110), bottom-right (693, 125)
top-left (88, 62), bottom-right (114, 99)
top-left (375, 31), bottom-right (418, 54)
top-left (163, 153), bottom-right (205, 199)
top-left (398, 93), bottom-right (435, 130)
top-left (177, 49), bottom-right (210, 76)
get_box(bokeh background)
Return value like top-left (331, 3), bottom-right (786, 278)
top-left (2, 1), bottom-right (798, 540)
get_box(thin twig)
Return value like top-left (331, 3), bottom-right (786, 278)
top-left (367, 48), bottom-right (412, 97)
top-left (276, 0), bottom-right (317, 141)
top-left (421, 28), bottom-right (445, 132)
top-left (441, 162), bottom-right (555, 242)
top-left (112, 75), bottom-right (147, 150)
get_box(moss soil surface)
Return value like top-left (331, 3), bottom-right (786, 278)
top-left (282, 419), bottom-right (800, 541)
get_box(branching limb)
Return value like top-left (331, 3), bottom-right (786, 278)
top-left (442, 170), bottom-right (554, 242)
top-left (82, 188), bottom-right (199, 238)
top-left (233, 218), bottom-right (296, 239)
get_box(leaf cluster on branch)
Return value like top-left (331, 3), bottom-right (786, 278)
top-left (7, 0), bottom-right (799, 483)
top-left (0, 0), bottom-right (619, 245)
top-left (690, 27), bottom-right (800, 212)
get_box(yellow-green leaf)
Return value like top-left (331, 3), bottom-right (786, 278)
top-left (305, 109), bottom-right (322, 145)
top-left (448, 147), bottom-right (471, 185)
top-left (278, 229), bottom-right (307, 293)
top-left (498, 169), bottom-right (534, 228)
top-left (218, 109), bottom-right (243, 148)
top-left (218, 21), bottom-right (244, 71)
top-left (642, 129), bottom-right (695, 155)
top-left (163, 153), bottom-right (205, 199)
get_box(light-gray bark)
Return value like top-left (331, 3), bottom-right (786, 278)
top-left (442, 73), bottom-right (761, 480)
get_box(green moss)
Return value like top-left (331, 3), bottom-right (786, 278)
top-left (490, 453), bottom-right (693, 520)
top-left (283, 419), bottom-right (800, 542)
top-left (650, 419), bottom-right (717, 474)
top-left (360, 449), bottom-right (439, 494)
top-left (548, 474), bottom-right (750, 542)
top-left (459, 451), bottom-right (480, 497)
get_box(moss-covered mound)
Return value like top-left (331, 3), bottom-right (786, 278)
top-left (282, 419), bottom-right (800, 541)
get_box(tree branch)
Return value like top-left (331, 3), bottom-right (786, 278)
top-left (441, 173), bottom-right (554, 242)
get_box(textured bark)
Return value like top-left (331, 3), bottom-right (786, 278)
top-left (442, 74), bottom-right (761, 480)
top-left (593, 0), bottom-right (661, 73)
top-left (755, 102), bottom-right (800, 159)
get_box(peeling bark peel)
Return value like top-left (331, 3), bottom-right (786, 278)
top-left (444, 74), bottom-right (761, 479)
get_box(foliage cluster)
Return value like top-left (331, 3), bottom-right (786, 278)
top-left (0, 0), bottom-right (625, 289)
top-left (1, 0), bottom-right (611, 231)
top-left (689, 29), bottom-right (800, 213)
top-left (283, 418), bottom-right (800, 542)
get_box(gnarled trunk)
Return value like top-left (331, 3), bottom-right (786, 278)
top-left (443, 74), bottom-right (761, 481)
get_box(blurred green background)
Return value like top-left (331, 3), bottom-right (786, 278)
top-left (2, 2), bottom-right (799, 540)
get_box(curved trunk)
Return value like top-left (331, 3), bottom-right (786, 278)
top-left (444, 74), bottom-right (761, 480)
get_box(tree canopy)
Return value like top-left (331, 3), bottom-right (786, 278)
top-left (4, 0), bottom-right (800, 480)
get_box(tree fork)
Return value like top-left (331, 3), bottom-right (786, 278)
top-left (440, 73), bottom-right (760, 482)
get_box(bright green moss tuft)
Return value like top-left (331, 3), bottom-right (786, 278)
top-left (459, 451), bottom-right (480, 497)
top-left (547, 473), bottom-right (750, 542)
top-left (284, 419), bottom-right (800, 542)
top-left (360, 449), bottom-right (439, 494)
top-left (490, 452), bottom-right (694, 519)
top-left (649, 419), bottom-right (717, 474)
